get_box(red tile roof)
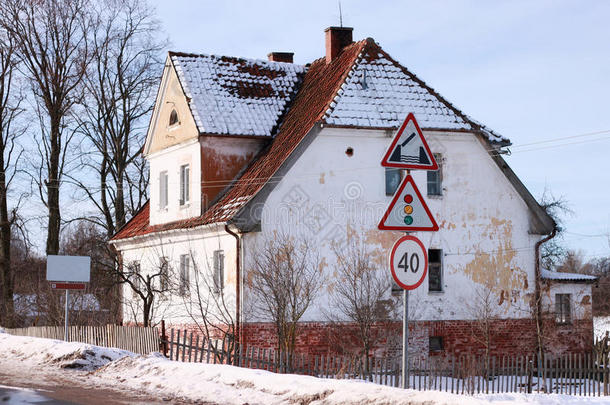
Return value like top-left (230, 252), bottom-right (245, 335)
top-left (111, 40), bottom-right (367, 242)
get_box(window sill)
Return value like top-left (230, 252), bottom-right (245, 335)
top-left (428, 290), bottom-right (444, 294)
top-left (427, 194), bottom-right (443, 199)
top-left (179, 202), bottom-right (191, 209)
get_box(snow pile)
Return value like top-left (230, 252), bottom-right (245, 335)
top-left (1, 331), bottom-right (609, 404)
top-left (0, 331), bottom-right (134, 371)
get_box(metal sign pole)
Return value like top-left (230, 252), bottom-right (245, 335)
top-left (402, 289), bottom-right (409, 388)
top-left (64, 289), bottom-right (69, 341)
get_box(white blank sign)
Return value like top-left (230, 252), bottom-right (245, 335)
top-left (46, 255), bottom-right (91, 282)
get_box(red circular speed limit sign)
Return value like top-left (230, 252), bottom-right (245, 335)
top-left (389, 235), bottom-right (428, 290)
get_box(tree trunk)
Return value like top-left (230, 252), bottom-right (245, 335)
top-left (0, 159), bottom-right (13, 327)
top-left (46, 118), bottom-right (61, 255)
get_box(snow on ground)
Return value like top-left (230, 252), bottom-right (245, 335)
top-left (1, 331), bottom-right (609, 405)
top-left (594, 316), bottom-right (610, 340)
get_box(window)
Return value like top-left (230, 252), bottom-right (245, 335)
top-left (385, 168), bottom-right (402, 196)
top-left (555, 294), bottom-right (571, 324)
top-left (213, 250), bottom-right (224, 293)
top-left (130, 262), bottom-right (141, 297)
top-left (428, 249), bottom-right (442, 292)
top-left (427, 153), bottom-right (442, 196)
top-left (169, 109), bottom-right (179, 126)
top-left (159, 171), bottom-right (168, 209)
top-left (159, 257), bottom-right (169, 291)
top-left (429, 336), bottom-right (444, 352)
top-left (179, 254), bottom-right (190, 296)
top-left (179, 164), bottom-right (190, 206)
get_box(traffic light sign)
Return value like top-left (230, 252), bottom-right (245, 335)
top-left (378, 175), bottom-right (439, 232)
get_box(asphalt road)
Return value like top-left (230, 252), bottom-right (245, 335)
top-left (0, 385), bottom-right (75, 404)
top-left (0, 372), bottom-right (190, 405)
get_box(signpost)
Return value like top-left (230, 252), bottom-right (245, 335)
top-left (46, 255), bottom-right (91, 341)
top-left (378, 113), bottom-right (439, 389)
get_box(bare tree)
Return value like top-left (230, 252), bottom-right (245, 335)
top-left (116, 244), bottom-right (173, 327)
top-left (538, 189), bottom-right (572, 270)
top-left (466, 284), bottom-right (500, 369)
top-left (248, 234), bottom-right (323, 366)
top-left (72, 0), bottom-right (164, 237)
top-left (327, 236), bottom-right (399, 374)
top-left (0, 0), bottom-right (92, 255)
top-left (0, 30), bottom-right (26, 327)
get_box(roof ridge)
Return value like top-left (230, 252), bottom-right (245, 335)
top-left (169, 50), bottom-right (304, 67)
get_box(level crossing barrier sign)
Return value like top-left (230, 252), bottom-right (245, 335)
top-left (381, 112), bottom-right (438, 170)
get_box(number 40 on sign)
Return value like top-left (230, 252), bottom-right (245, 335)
top-left (390, 235), bottom-right (428, 290)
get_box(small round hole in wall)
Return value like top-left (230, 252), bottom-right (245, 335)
top-left (345, 147), bottom-right (354, 157)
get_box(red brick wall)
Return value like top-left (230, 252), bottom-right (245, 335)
top-left (242, 318), bottom-right (594, 358)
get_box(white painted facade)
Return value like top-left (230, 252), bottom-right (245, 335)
top-left (149, 138), bottom-right (202, 226)
top-left (241, 126), bottom-right (542, 322)
top-left (113, 124), bottom-right (594, 328)
top-left (114, 225), bottom-right (237, 326)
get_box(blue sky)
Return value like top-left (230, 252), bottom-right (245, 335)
top-left (151, 0), bottom-right (610, 259)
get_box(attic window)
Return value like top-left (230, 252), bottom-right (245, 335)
top-left (169, 109), bottom-right (179, 126)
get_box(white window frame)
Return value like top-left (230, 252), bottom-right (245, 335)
top-left (427, 153), bottom-right (442, 196)
top-left (213, 250), bottom-right (224, 294)
top-left (159, 171), bottom-right (168, 209)
top-left (179, 254), bottom-right (190, 296)
top-left (180, 164), bottom-right (190, 206)
top-left (159, 257), bottom-right (169, 291)
top-left (130, 261), bottom-right (141, 298)
top-left (555, 293), bottom-right (571, 324)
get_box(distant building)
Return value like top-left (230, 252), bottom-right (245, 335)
top-left (110, 27), bottom-right (596, 357)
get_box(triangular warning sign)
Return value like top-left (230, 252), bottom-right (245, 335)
top-left (378, 174), bottom-right (439, 231)
top-left (381, 113), bottom-right (438, 170)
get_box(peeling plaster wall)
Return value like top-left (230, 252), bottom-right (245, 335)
top-left (200, 136), bottom-right (265, 208)
top-left (243, 126), bottom-right (542, 323)
top-left (113, 227), bottom-right (237, 326)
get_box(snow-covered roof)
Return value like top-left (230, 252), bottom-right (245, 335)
top-left (323, 42), bottom-right (509, 145)
top-left (171, 52), bottom-right (305, 137)
top-left (541, 269), bottom-right (597, 282)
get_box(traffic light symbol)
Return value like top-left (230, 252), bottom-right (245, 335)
top-left (404, 194), bottom-right (414, 225)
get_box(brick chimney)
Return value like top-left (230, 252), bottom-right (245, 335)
top-left (325, 26), bottom-right (353, 63)
top-left (268, 52), bottom-right (294, 63)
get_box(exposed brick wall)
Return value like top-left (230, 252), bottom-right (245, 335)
top-left (242, 318), bottom-right (594, 358)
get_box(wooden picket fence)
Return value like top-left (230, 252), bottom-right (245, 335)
top-left (163, 328), bottom-right (610, 396)
top-left (5, 324), bottom-right (160, 355)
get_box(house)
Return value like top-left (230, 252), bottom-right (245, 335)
top-left (109, 27), bottom-right (596, 357)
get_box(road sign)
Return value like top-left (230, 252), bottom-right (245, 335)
top-left (381, 113), bottom-right (438, 170)
top-left (50, 283), bottom-right (86, 290)
top-left (390, 235), bottom-right (428, 290)
top-left (46, 255), bottom-right (91, 282)
top-left (378, 174), bottom-right (439, 231)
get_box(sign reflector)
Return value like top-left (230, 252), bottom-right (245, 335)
top-left (378, 175), bottom-right (439, 232)
top-left (50, 283), bottom-right (87, 290)
top-left (381, 113), bottom-right (438, 170)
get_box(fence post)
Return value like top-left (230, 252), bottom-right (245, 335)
top-left (160, 320), bottom-right (168, 357)
top-left (527, 360), bottom-right (534, 394)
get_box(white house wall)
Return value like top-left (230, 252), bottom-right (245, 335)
top-left (242, 126), bottom-right (543, 323)
top-left (114, 227), bottom-right (237, 326)
top-left (149, 139), bottom-right (202, 226)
